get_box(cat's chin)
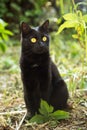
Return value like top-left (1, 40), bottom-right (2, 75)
top-left (34, 51), bottom-right (48, 54)
top-left (33, 49), bottom-right (49, 54)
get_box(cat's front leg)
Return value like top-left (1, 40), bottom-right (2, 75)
top-left (24, 89), bottom-right (40, 117)
top-left (40, 82), bottom-right (51, 103)
top-left (39, 70), bottom-right (51, 103)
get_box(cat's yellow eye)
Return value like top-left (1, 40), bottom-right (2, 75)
top-left (42, 36), bottom-right (47, 42)
top-left (31, 37), bottom-right (37, 43)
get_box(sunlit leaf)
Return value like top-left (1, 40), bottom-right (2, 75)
top-left (2, 33), bottom-right (9, 41)
top-left (0, 42), bottom-right (7, 52)
top-left (0, 19), bottom-right (13, 52)
top-left (72, 34), bottom-right (78, 39)
top-left (0, 19), bottom-right (8, 27)
top-left (4, 30), bottom-right (13, 36)
top-left (63, 13), bottom-right (77, 21)
top-left (58, 21), bottom-right (78, 34)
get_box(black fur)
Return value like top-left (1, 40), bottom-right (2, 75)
top-left (20, 20), bottom-right (69, 117)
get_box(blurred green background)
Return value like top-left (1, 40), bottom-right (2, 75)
top-left (0, 0), bottom-right (87, 94)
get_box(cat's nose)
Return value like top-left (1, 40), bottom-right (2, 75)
top-left (39, 42), bottom-right (44, 47)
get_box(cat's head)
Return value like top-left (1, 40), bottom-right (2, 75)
top-left (20, 20), bottom-right (50, 55)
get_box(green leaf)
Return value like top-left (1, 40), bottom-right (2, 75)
top-left (83, 15), bottom-right (87, 23)
top-left (0, 42), bottom-right (7, 52)
top-left (2, 33), bottom-right (9, 41)
top-left (49, 105), bottom-right (54, 113)
top-left (29, 114), bottom-right (44, 124)
top-left (57, 21), bottom-right (78, 34)
top-left (50, 110), bottom-right (69, 120)
top-left (72, 34), bottom-right (78, 39)
top-left (0, 19), bottom-right (8, 27)
top-left (4, 30), bottom-right (13, 36)
top-left (39, 100), bottom-right (54, 115)
top-left (0, 19), bottom-right (13, 52)
top-left (0, 24), bottom-right (4, 32)
top-left (63, 13), bottom-right (77, 21)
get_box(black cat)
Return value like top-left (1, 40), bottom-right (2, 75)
top-left (20, 20), bottom-right (69, 117)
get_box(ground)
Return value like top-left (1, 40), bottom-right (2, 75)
top-left (0, 46), bottom-right (87, 130)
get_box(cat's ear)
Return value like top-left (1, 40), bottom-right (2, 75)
top-left (20, 22), bottom-right (31, 34)
top-left (39, 20), bottom-right (49, 33)
top-left (41, 20), bottom-right (49, 29)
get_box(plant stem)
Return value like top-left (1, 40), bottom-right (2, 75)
top-left (72, 0), bottom-right (75, 6)
top-left (60, 0), bottom-right (64, 14)
top-left (84, 21), bottom-right (87, 59)
top-left (85, 41), bottom-right (87, 59)
top-left (72, 0), bottom-right (77, 12)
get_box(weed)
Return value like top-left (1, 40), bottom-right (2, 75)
top-left (29, 100), bottom-right (69, 124)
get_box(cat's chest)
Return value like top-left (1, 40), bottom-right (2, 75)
top-left (22, 64), bottom-right (50, 82)
top-left (21, 53), bottom-right (50, 79)
top-left (24, 53), bottom-right (50, 68)
top-left (31, 54), bottom-right (47, 64)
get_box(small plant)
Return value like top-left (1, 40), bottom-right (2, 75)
top-left (57, 1), bottom-right (87, 91)
top-left (57, 1), bottom-right (87, 58)
top-left (29, 100), bottom-right (69, 124)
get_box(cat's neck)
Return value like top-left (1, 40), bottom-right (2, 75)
top-left (21, 52), bottom-right (50, 69)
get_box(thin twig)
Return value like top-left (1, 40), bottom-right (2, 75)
top-left (15, 111), bottom-right (27, 130)
top-left (82, 109), bottom-right (87, 116)
top-left (36, 122), bottom-right (49, 130)
top-left (0, 110), bottom-right (26, 116)
top-left (76, 89), bottom-right (87, 92)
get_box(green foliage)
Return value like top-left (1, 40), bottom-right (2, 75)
top-left (29, 100), bottom-right (69, 124)
top-left (57, 3), bottom-right (87, 57)
top-left (0, 0), bottom-right (48, 26)
top-left (58, 12), bottom-right (87, 37)
top-left (54, 1), bottom-right (87, 92)
top-left (0, 19), bottom-right (13, 52)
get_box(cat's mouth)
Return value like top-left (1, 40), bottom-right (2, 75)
top-left (33, 47), bottom-right (49, 54)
